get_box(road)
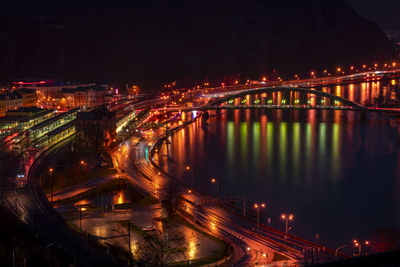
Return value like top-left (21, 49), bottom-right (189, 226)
top-left (1, 138), bottom-right (122, 266)
top-left (113, 133), bottom-right (322, 266)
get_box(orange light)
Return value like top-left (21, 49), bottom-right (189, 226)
top-left (365, 241), bottom-right (369, 245)
top-left (254, 203), bottom-right (258, 208)
top-left (337, 67), bottom-right (341, 72)
top-left (363, 64), bottom-right (366, 68)
top-left (289, 214), bottom-right (294, 220)
top-left (353, 239), bottom-right (358, 243)
top-left (310, 71), bottom-right (315, 76)
top-left (281, 214), bottom-right (286, 220)
top-left (393, 62), bottom-right (397, 67)
top-left (262, 77), bottom-right (267, 82)
top-left (49, 168), bottom-right (54, 173)
top-left (211, 178), bottom-right (216, 183)
top-left (350, 66), bottom-right (354, 70)
top-left (235, 80), bottom-right (239, 84)
top-left (186, 165), bottom-right (190, 170)
top-left (188, 189), bottom-right (192, 194)
top-left (261, 203), bottom-right (266, 208)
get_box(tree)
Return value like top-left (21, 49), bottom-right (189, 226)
top-left (137, 230), bottom-right (186, 266)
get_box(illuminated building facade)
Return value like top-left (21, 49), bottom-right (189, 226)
top-left (75, 106), bottom-right (116, 149)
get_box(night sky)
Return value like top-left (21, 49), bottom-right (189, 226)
top-left (0, 0), bottom-right (396, 87)
top-left (349, 0), bottom-right (400, 29)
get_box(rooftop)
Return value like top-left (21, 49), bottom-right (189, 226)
top-left (17, 88), bottom-right (36, 94)
top-left (29, 108), bottom-right (78, 131)
top-left (0, 92), bottom-right (22, 100)
top-left (7, 106), bottom-right (46, 114)
top-left (77, 106), bottom-right (115, 121)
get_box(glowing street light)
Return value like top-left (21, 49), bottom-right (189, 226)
top-left (353, 239), bottom-right (369, 256)
top-left (210, 177), bottom-right (219, 195)
top-left (78, 206), bottom-right (87, 232)
top-left (186, 165), bottom-right (194, 188)
top-left (281, 213), bottom-right (294, 236)
top-left (49, 168), bottom-right (54, 204)
top-left (254, 203), bottom-right (266, 233)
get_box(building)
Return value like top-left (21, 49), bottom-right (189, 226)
top-left (17, 88), bottom-right (37, 107)
top-left (61, 85), bottom-right (112, 108)
top-left (75, 106), bottom-right (116, 149)
top-left (127, 85), bottom-right (140, 95)
top-left (74, 85), bottom-right (110, 108)
top-left (60, 88), bottom-right (76, 107)
top-left (0, 107), bottom-right (54, 136)
top-left (0, 92), bottom-right (23, 116)
top-left (12, 80), bottom-right (111, 109)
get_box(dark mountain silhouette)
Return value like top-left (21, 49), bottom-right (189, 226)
top-left (0, 0), bottom-right (395, 90)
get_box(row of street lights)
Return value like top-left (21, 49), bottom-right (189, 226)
top-left (335, 239), bottom-right (370, 259)
top-left (184, 167), bottom-right (293, 236)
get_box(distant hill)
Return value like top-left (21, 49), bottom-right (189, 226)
top-left (0, 0), bottom-right (395, 90)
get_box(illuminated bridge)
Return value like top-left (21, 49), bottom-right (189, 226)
top-left (203, 87), bottom-right (367, 111)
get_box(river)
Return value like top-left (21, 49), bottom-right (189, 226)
top-left (154, 79), bottom-right (400, 250)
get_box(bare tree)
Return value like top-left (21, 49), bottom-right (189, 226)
top-left (137, 230), bottom-right (186, 266)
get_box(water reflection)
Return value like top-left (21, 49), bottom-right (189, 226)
top-left (158, 105), bottom-right (400, 248)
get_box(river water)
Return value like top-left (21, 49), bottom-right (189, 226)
top-left (155, 79), bottom-right (400, 249)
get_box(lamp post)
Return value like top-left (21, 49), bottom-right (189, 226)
top-left (335, 245), bottom-right (348, 260)
top-left (353, 239), bottom-right (369, 256)
top-left (186, 165), bottom-right (194, 188)
top-left (211, 177), bottom-right (219, 195)
top-left (49, 168), bottom-right (54, 204)
top-left (281, 213), bottom-right (294, 236)
top-left (254, 203), bottom-right (266, 233)
top-left (79, 206), bottom-right (87, 232)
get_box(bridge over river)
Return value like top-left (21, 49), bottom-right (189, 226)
top-left (156, 86), bottom-right (400, 113)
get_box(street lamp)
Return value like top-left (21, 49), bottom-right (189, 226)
top-left (254, 203), bottom-right (266, 233)
top-left (49, 168), bottom-right (54, 204)
top-left (210, 177), bottom-right (219, 195)
top-left (186, 165), bottom-right (194, 188)
top-left (79, 206), bottom-right (87, 232)
top-left (335, 244), bottom-right (348, 260)
top-left (281, 213), bottom-right (294, 236)
top-left (353, 239), bottom-right (369, 256)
